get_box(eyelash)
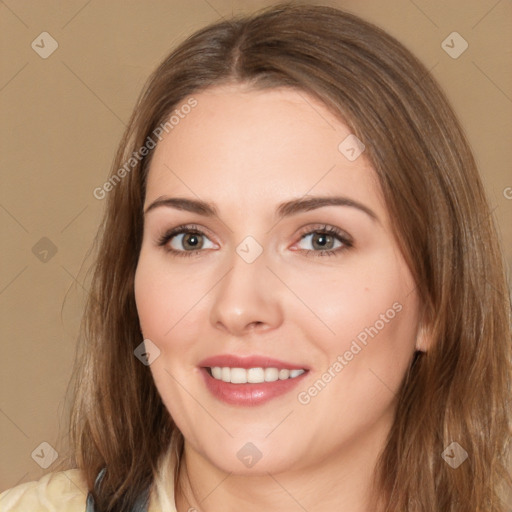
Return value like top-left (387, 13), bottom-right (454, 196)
top-left (156, 223), bottom-right (354, 259)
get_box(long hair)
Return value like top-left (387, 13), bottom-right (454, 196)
top-left (59, 3), bottom-right (511, 510)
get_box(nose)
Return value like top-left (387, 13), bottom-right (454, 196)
top-left (209, 248), bottom-right (284, 337)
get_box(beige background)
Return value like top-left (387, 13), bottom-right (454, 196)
top-left (1, 0), bottom-right (511, 492)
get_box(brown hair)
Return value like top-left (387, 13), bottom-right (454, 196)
top-left (58, 3), bottom-right (512, 510)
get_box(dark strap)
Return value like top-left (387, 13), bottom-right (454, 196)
top-left (85, 467), bottom-right (106, 512)
top-left (85, 467), bottom-right (150, 512)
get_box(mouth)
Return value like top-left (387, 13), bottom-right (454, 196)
top-left (198, 355), bottom-right (310, 406)
top-left (206, 366), bottom-right (306, 383)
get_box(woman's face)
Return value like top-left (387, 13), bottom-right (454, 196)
top-left (134, 84), bottom-right (422, 475)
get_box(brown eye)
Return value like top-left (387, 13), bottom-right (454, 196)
top-left (167, 231), bottom-right (215, 253)
top-left (311, 233), bottom-right (337, 250)
top-left (294, 225), bottom-right (353, 258)
top-left (177, 232), bottom-right (204, 250)
top-left (157, 225), bottom-right (217, 257)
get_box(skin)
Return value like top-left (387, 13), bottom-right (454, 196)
top-left (134, 84), bottom-right (426, 512)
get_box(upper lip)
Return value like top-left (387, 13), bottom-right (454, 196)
top-left (198, 354), bottom-right (309, 370)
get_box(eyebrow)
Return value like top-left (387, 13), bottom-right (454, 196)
top-left (144, 195), bottom-right (378, 222)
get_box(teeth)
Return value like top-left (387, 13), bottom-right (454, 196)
top-left (265, 367), bottom-right (279, 382)
top-left (209, 367), bottom-right (305, 384)
top-left (278, 369), bottom-right (290, 379)
top-left (230, 367), bottom-right (247, 384)
top-left (211, 367), bottom-right (222, 380)
top-left (247, 367), bottom-right (264, 383)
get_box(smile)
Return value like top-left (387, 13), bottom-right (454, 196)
top-left (208, 366), bottom-right (306, 383)
top-left (197, 354), bottom-right (310, 406)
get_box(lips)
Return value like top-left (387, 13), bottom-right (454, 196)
top-left (198, 354), bottom-right (309, 370)
top-left (198, 354), bottom-right (309, 406)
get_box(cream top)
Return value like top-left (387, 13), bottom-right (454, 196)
top-left (0, 466), bottom-right (175, 512)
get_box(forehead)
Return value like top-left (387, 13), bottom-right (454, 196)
top-left (145, 84), bottom-right (384, 218)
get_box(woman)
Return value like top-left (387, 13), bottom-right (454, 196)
top-left (1, 3), bottom-right (510, 511)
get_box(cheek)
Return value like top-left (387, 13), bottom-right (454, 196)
top-left (281, 248), bottom-right (420, 398)
top-left (134, 261), bottom-right (168, 338)
top-left (134, 254), bottom-right (207, 428)
top-left (284, 250), bottom-right (416, 342)
top-left (134, 251), bottom-right (208, 339)
top-left (288, 255), bottom-right (419, 443)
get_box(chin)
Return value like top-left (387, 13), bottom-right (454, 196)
top-left (193, 436), bottom-right (303, 476)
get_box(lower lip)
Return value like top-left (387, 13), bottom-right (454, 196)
top-left (199, 367), bottom-right (308, 406)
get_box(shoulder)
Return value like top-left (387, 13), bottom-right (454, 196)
top-left (0, 469), bottom-right (88, 512)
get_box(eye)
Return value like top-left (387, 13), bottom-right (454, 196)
top-left (157, 224), bottom-right (216, 257)
top-left (294, 224), bottom-right (353, 257)
top-left (156, 223), bottom-right (353, 259)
